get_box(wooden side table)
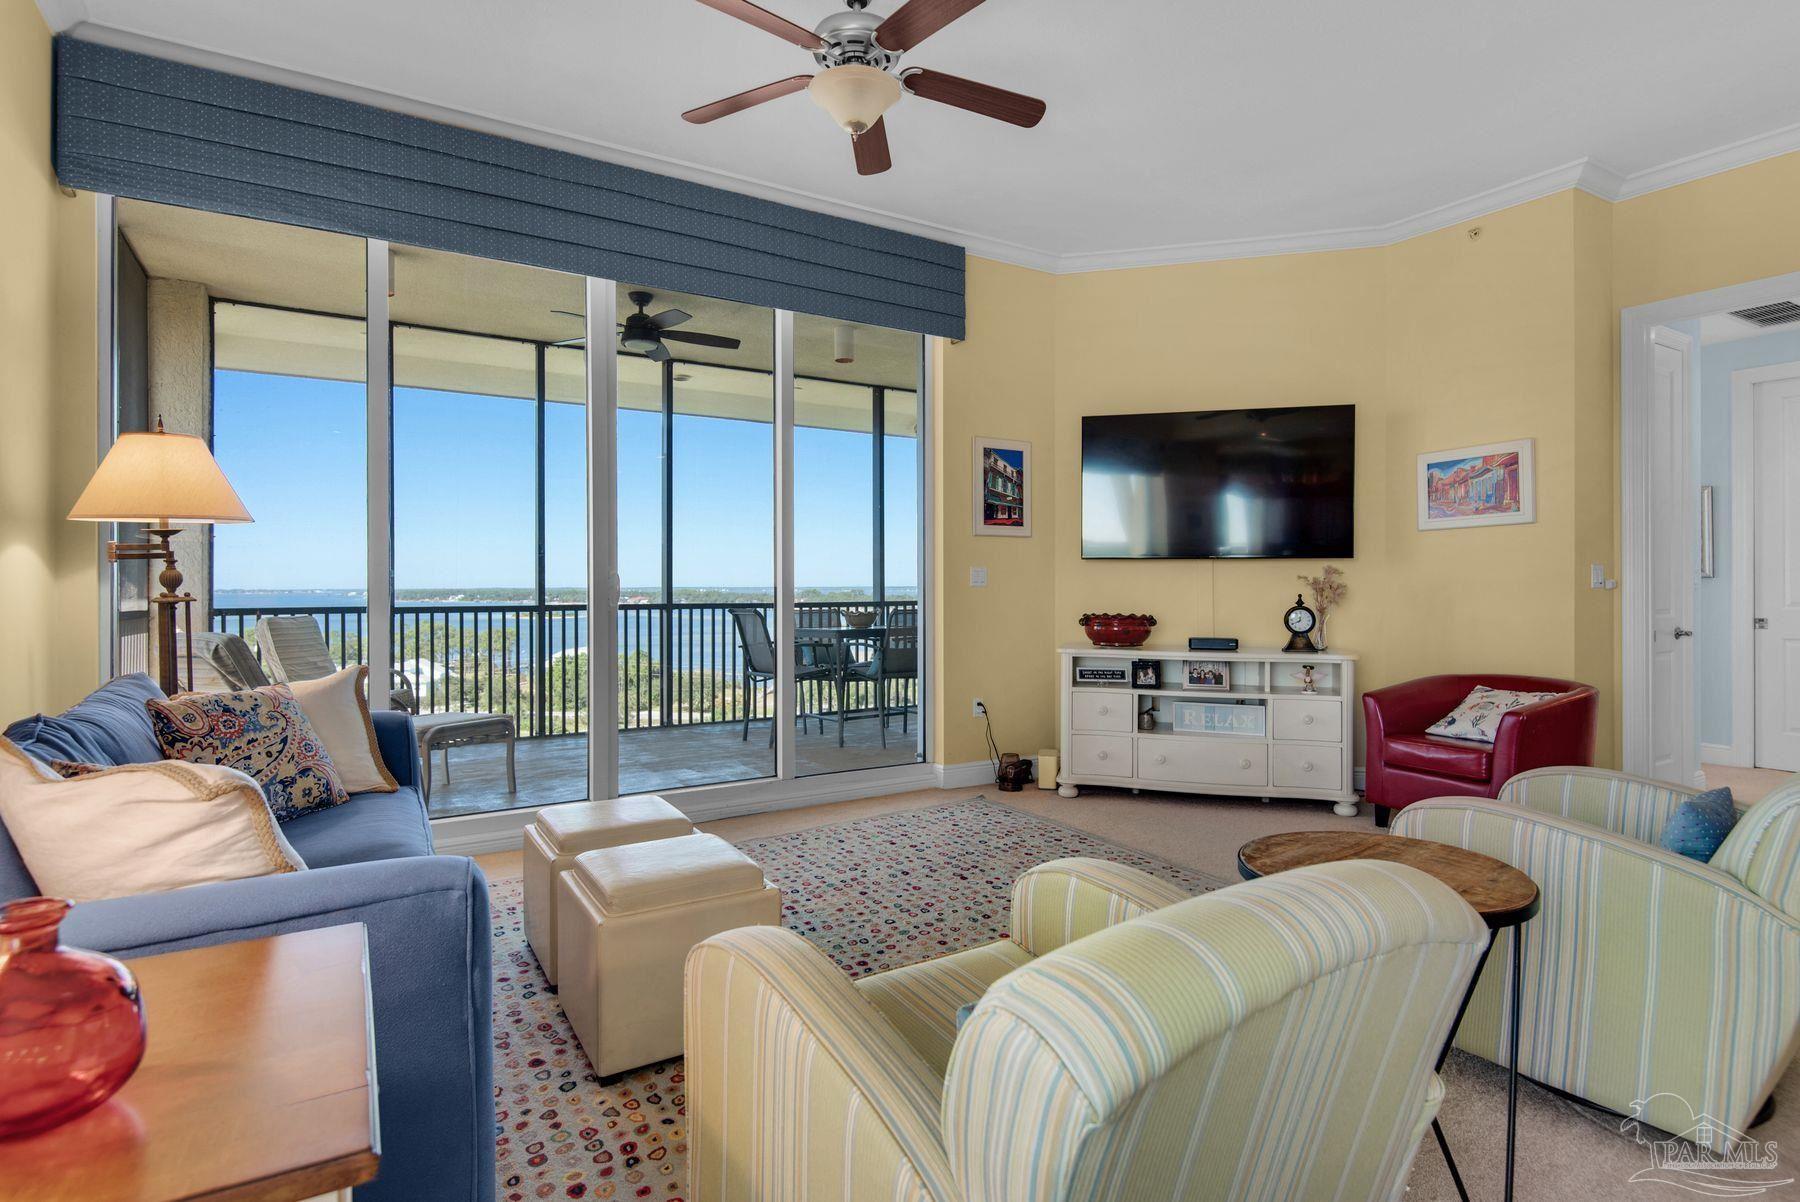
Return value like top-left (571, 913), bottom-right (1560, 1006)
top-left (1238, 831), bottom-right (1540, 1202)
top-left (0, 924), bottom-right (380, 1202)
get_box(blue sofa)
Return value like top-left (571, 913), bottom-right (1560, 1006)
top-left (1, 674), bottom-right (492, 1202)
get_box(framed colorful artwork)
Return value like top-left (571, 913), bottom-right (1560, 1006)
top-left (973, 437), bottom-right (1031, 537)
top-left (1417, 438), bottom-right (1536, 530)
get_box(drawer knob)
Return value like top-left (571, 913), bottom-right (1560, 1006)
top-left (1097, 750), bottom-right (1109, 761)
top-left (1097, 705), bottom-right (1110, 716)
top-left (1302, 761), bottom-right (1315, 773)
top-left (1153, 754), bottom-right (1167, 766)
top-left (1238, 757), bottom-right (1252, 770)
top-left (1302, 714), bottom-right (1316, 726)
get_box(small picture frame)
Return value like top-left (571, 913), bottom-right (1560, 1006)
top-left (1418, 437), bottom-right (1536, 530)
top-left (1183, 660), bottom-right (1230, 691)
top-left (1131, 659), bottom-right (1162, 689)
top-left (973, 437), bottom-right (1031, 537)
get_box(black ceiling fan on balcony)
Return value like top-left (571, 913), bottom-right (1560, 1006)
top-left (551, 291), bottom-right (744, 361)
top-left (683, 0), bottom-right (1046, 176)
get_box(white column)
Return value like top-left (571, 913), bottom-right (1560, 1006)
top-left (586, 278), bottom-right (620, 801)
top-left (364, 241), bottom-right (392, 708)
top-left (774, 310), bottom-right (797, 780)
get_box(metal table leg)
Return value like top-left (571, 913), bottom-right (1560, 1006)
top-left (1504, 923), bottom-right (1523, 1202)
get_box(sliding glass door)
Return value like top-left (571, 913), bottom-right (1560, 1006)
top-left (790, 313), bottom-right (926, 776)
top-left (389, 246), bottom-right (589, 816)
top-left (105, 199), bottom-right (929, 817)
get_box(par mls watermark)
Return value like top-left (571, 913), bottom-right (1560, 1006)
top-left (1621, 1093), bottom-right (1790, 1197)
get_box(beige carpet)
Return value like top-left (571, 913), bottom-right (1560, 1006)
top-left (477, 782), bottom-right (1800, 1201)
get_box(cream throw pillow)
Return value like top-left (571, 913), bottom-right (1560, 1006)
top-left (285, 666), bottom-right (398, 795)
top-left (0, 738), bottom-right (305, 903)
top-left (1425, 685), bottom-right (1563, 744)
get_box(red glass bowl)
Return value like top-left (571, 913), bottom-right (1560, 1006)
top-left (0, 897), bottom-right (146, 1139)
top-left (1078, 613), bottom-right (1158, 647)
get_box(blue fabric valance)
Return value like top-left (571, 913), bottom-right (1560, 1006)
top-left (53, 38), bottom-right (965, 339)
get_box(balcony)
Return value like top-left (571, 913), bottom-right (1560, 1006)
top-left (212, 599), bottom-right (920, 816)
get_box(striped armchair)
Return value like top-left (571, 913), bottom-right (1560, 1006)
top-left (685, 856), bottom-right (1488, 1202)
top-left (1393, 767), bottom-right (1800, 1151)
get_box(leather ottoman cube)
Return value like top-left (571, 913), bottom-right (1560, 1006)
top-left (556, 831), bottom-right (780, 1077)
top-left (523, 796), bottom-right (692, 984)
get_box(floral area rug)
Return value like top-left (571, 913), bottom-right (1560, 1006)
top-left (491, 796), bottom-right (1224, 1201)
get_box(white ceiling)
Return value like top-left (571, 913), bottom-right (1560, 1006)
top-left (44, 0), bottom-right (1800, 271)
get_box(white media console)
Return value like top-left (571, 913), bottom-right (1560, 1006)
top-left (1057, 643), bottom-right (1359, 816)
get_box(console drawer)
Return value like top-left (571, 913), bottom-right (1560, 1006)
top-left (1069, 733), bottom-right (1133, 776)
top-left (1072, 690), bottom-right (1135, 733)
top-left (1271, 743), bottom-right (1344, 791)
top-left (1270, 698), bottom-right (1342, 742)
top-left (1138, 738), bottom-right (1269, 788)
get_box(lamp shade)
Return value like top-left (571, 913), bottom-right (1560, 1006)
top-left (808, 65), bottom-right (902, 135)
top-left (68, 429), bottom-right (252, 525)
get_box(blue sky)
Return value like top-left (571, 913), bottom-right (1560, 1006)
top-left (211, 370), bottom-right (919, 594)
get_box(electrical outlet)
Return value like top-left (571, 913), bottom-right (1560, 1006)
top-left (973, 698), bottom-right (986, 718)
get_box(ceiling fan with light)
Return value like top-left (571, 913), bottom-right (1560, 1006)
top-left (553, 291), bottom-right (744, 361)
top-left (683, 0), bottom-right (1046, 176)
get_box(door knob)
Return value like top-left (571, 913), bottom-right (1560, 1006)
top-left (1673, 627), bottom-right (1694, 639)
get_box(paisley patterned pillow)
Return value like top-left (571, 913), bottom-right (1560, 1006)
top-left (1425, 685), bottom-right (1564, 744)
top-left (146, 686), bottom-right (349, 821)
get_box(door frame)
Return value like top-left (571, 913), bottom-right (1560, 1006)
top-left (1621, 269), bottom-right (1800, 778)
top-left (1725, 359), bottom-right (1800, 768)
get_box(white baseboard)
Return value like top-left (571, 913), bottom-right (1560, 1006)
top-left (936, 760), bottom-right (998, 788)
top-left (430, 760), bottom-right (948, 857)
top-left (1701, 742), bottom-right (1749, 768)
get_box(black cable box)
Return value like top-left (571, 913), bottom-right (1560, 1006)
top-left (1188, 636), bottom-right (1240, 651)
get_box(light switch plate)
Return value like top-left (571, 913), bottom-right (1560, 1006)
top-left (970, 566), bottom-right (988, 587)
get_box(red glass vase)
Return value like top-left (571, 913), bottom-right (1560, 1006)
top-left (0, 897), bottom-right (146, 1138)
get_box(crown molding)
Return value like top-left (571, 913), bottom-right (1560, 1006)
top-left (34, 0), bottom-right (90, 31)
top-left (1613, 118), bottom-right (1800, 201)
top-left (51, 20), bottom-right (1800, 278)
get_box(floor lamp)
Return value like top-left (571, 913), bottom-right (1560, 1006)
top-left (68, 419), bottom-right (252, 697)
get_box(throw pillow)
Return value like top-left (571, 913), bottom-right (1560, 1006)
top-left (1425, 686), bottom-right (1563, 744)
top-left (284, 666), bottom-right (398, 795)
top-left (0, 738), bottom-right (304, 902)
top-left (146, 686), bottom-right (349, 822)
top-left (1662, 786), bottom-right (1739, 861)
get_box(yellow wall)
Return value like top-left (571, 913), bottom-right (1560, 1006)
top-left (934, 163), bottom-right (1800, 771)
top-left (0, 0), bottom-right (99, 720)
top-left (933, 259), bottom-right (1059, 763)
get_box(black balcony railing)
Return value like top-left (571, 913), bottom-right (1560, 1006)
top-left (210, 601), bottom-right (918, 740)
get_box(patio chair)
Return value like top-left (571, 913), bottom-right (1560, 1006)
top-left (179, 630), bottom-right (271, 692)
top-left (729, 607), bottom-right (833, 745)
top-left (256, 615), bottom-right (515, 804)
top-left (846, 625), bottom-right (917, 748)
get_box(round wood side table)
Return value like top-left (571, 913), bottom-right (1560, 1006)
top-left (1238, 831), bottom-right (1541, 1202)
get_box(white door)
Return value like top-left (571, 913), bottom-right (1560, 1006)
top-left (1648, 328), bottom-right (1698, 785)
top-left (1754, 371), bottom-right (1800, 770)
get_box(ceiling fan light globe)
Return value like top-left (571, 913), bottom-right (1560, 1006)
top-left (622, 333), bottom-right (661, 354)
top-left (808, 64), bottom-right (901, 136)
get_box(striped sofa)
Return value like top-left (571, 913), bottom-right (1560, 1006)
top-left (685, 856), bottom-right (1488, 1202)
top-left (1393, 766), bottom-right (1800, 1151)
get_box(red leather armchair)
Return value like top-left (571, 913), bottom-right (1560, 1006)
top-left (1362, 674), bottom-right (1598, 826)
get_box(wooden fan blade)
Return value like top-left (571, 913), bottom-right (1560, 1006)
top-left (902, 68), bottom-right (1045, 127)
top-left (693, 0), bottom-right (826, 49)
top-left (853, 118), bottom-right (892, 176)
top-left (874, 0), bottom-right (986, 53)
top-left (660, 329), bottom-right (743, 350)
top-left (649, 308), bottom-right (693, 330)
top-left (682, 75), bottom-right (813, 124)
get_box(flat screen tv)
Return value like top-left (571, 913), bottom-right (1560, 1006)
top-left (1082, 405), bottom-right (1355, 559)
